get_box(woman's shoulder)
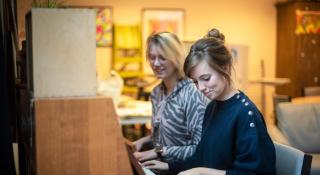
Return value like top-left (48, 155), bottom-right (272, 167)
top-left (151, 81), bottom-right (165, 94)
top-left (177, 78), bottom-right (193, 89)
top-left (170, 78), bottom-right (198, 97)
top-left (178, 78), bottom-right (201, 94)
top-left (234, 91), bottom-right (264, 123)
top-left (179, 79), bottom-right (209, 104)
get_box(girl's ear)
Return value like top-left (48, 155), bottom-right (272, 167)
top-left (222, 65), bottom-right (228, 71)
top-left (222, 65), bottom-right (231, 74)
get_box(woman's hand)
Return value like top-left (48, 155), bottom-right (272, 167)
top-left (134, 149), bottom-right (157, 161)
top-left (142, 160), bottom-right (169, 170)
top-left (178, 168), bottom-right (226, 175)
top-left (133, 135), bottom-right (151, 151)
top-left (133, 140), bottom-right (143, 152)
top-left (178, 168), bottom-right (203, 175)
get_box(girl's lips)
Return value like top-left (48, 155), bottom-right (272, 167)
top-left (153, 68), bottom-right (164, 73)
top-left (204, 90), bottom-right (214, 97)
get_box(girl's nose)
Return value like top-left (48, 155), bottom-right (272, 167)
top-left (197, 82), bottom-right (206, 92)
top-left (153, 58), bottom-right (161, 66)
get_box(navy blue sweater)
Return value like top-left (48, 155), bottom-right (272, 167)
top-left (168, 91), bottom-right (276, 175)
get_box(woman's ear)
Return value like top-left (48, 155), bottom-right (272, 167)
top-left (222, 65), bottom-right (228, 71)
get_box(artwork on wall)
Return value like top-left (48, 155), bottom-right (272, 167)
top-left (95, 6), bottom-right (113, 47)
top-left (142, 8), bottom-right (184, 43)
top-left (141, 8), bottom-right (185, 73)
top-left (295, 10), bottom-right (320, 34)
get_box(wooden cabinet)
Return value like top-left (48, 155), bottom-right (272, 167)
top-left (21, 9), bottom-right (133, 175)
top-left (35, 97), bottom-right (132, 175)
top-left (19, 96), bottom-right (132, 175)
top-left (276, 1), bottom-right (320, 97)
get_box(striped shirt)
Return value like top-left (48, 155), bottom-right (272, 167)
top-left (151, 78), bottom-right (209, 161)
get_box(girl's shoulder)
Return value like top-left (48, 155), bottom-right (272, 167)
top-left (180, 80), bottom-right (209, 105)
top-left (235, 93), bottom-right (266, 128)
top-left (233, 91), bottom-right (264, 120)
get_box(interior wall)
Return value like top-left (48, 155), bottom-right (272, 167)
top-left (17, 0), bottom-right (279, 122)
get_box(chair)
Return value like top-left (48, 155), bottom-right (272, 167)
top-left (268, 103), bottom-right (320, 175)
top-left (275, 142), bottom-right (312, 175)
top-left (272, 94), bottom-right (291, 124)
top-left (302, 86), bottom-right (320, 97)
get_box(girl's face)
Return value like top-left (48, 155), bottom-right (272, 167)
top-left (148, 44), bottom-right (177, 80)
top-left (190, 60), bottom-right (228, 100)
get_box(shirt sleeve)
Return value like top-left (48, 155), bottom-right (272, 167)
top-left (150, 86), bottom-right (160, 134)
top-left (150, 88), bottom-right (158, 118)
top-left (164, 84), bottom-right (209, 161)
top-left (226, 107), bottom-right (276, 175)
top-left (167, 143), bottom-right (203, 175)
top-left (167, 99), bottom-right (214, 175)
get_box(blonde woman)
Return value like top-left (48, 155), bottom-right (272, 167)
top-left (133, 32), bottom-right (209, 163)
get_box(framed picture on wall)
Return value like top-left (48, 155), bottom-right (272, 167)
top-left (295, 10), bottom-right (320, 34)
top-left (142, 8), bottom-right (185, 44)
top-left (95, 6), bottom-right (113, 47)
top-left (141, 8), bottom-right (185, 73)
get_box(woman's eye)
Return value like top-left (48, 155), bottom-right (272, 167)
top-left (202, 76), bottom-right (210, 81)
top-left (159, 55), bottom-right (166, 61)
top-left (194, 81), bottom-right (199, 88)
top-left (149, 56), bottom-right (155, 61)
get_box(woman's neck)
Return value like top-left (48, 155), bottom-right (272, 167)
top-left (163, 76), bottom-right (179, 96)
top-left (217, 84), bottom-right (238, 101)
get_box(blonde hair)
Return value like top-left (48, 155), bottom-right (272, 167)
top-left (146, 32), bottom-right (186, 78)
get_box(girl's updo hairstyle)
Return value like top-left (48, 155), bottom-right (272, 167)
top-left (183, 28), bottom-right (233, 84)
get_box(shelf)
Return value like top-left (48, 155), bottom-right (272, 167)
top-left (119, 71), bottom-right (144, 78)
top-left (114, 57), bottom-right (143, 63)
top-left (122, 86), bottom-right (139, 93)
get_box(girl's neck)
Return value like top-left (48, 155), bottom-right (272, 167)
top-left (163, 76), bottom-right (179, 96)
top-left (217, 84), bottom-right (238, 101)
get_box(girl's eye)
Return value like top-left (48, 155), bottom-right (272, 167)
top-left (201, 75), bottom-right (210, 81)
top-left (149, 55), bottom-right (155, 61)
top-left (194, 81), bottom-right (199, 88)
top-left (159, 55), bottom-right (166, 61)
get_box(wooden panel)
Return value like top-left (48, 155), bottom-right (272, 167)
top-left (296, 34), bottom-right (320, 88)
top-left (276, 2), bottom-right (320, 97)
top-left (295, 3), bottom-right (320, 97)
top-left (275, 2), bottom-right (297, 97)
top-left (34, 97), bottom-right (132, 175)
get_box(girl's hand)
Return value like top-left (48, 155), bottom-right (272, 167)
top-left (133, 140), bottom-right (143, 152)
top-left (141, 160), bottom-right (169, 170)
top-left (133, 135), bottom-right (151, 151)
top-left (134, 149), bottom-right (157, 161)
top-left (178, 168), bottom-right (203, 175)
top-left (178, 168), bottom-right (226, 175)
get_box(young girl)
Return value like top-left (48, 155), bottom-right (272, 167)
top-left (142, 29), bottom-right (276, 175)
top-left (133, 32), bottom-right (209, 163)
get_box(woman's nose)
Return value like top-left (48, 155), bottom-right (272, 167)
top-left (197, 82), bottom-right (206, 92)
top-left (153, 58), bottom-right (161, 66)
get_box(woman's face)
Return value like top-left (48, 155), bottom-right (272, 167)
top-left (190, 60), bottom-right (228, 100)
top-left (148, 44), bottom-right (177, 80)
